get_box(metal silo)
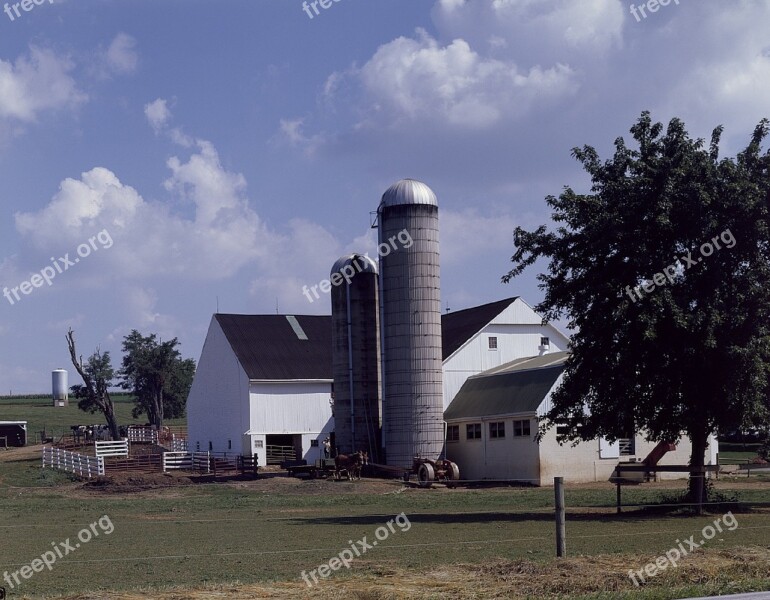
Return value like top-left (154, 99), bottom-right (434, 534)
top-left (377, 179), bottom-right (444, 468)
top-left (330, 254), bottom-right (382, 461)
top-left (52, 368), bottom-right (68, 407)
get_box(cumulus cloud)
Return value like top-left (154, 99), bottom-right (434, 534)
top-left (0, 46), bottom-right (87, 123)
top-left (326, 28), bottom-right (577, 131)
top-left (14, 140), bottom-right (276, 281)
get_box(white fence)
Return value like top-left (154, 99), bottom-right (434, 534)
top-left (126, 426), bottom-right (158, 444)
top-left (162, 451), bottom-right (192, 471)
top-left (169, 436), bottom-right (188, 452)
top-left (42, 446), bottom-right (104, 478)
top-left (95, 440), bottom-right (129, 458)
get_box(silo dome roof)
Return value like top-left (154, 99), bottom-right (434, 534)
top-left (380, 178), bottom-right (437, 208)
top-left (331, 253), bottom-right (378, 277)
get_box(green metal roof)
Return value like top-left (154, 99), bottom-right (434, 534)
top-left (444, 352), bottom-right (568, 420)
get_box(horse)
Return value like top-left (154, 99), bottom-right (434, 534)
top-left (334, 451), bottom-right (369, 481)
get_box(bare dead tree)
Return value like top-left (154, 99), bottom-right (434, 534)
top-left (66, 329), bottom-right (120, 441)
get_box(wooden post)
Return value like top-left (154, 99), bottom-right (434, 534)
top-left (554, 476), bottom-right (566, 558)
top-left (616, 481), bottom-right (622, 514)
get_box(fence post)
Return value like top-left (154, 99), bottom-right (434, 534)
top-left (554, 476), bottom-right (566, 558)
top-left (616, 481), bottom-right (622, 514)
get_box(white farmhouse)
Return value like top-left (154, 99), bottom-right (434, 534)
top-left (444, 352), bottom-right (719, 485)
top-left (441, 297), bottom-right (569, 411)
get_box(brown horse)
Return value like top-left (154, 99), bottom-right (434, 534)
top-left (334, 451), bottom-right (369, 480)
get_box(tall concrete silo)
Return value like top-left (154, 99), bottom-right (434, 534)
top-left (377, 179), bottom-right (444, 468)
top-left (330, 254), bottom-right (382, 461)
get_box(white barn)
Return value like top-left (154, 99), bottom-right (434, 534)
top-left (187, 314), bottom-right (333, 467)
top-left (444, 352), bottom-right (719, 485)
top-left (187, 297), bottom-right (570, 466)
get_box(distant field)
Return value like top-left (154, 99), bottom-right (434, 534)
top-left (0, 395), bottom-right (186, 441)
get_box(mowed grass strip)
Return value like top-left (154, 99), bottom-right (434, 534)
top-left (0, 395), bottom-right (185, 441)
top-left (1, 470), bottom-right (769, 597)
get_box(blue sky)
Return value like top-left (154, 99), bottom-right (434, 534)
top-left (0, 0), bottom-right (768, 392)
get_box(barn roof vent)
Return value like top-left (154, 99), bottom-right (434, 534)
top-left (286, 315), bottom-right (308, 340)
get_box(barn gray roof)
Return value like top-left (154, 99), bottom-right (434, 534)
top-left (213, 296), bottom-right (522, 381)
top-left (443, 352), bottom-right (569, 420)
top-left (215, 314), bottom-right (332, 381)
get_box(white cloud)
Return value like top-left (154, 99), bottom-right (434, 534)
top-left (145, 97), bottom-right (194, 146)
top-left (276, 117), bottom-right (324, 156)
top-left (0, 46), bottom-right (87, 123)
top-left (106, 33), bottom-right (138, 74)
top-left (144, 98), bottom-right (170, 132)
top-left (433, 0), bottom-right (625, 58)
top-left (329, 28), bottom-right (577, 131)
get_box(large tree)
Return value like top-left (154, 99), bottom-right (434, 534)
top-left (66, 329), bottom-right (121, 440)
top-left (504, 112), bottom-right (770, 509)
top-left (119, 330), bottom-right (195, 428)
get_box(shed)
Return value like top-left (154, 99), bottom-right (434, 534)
top-left (0, 421), bottom-right (28, 447)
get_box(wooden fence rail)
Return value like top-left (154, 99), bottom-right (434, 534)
top-left (42, 446), bottom-right (104, 478)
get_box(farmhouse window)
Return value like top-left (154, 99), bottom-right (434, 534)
top-left (489, 422), bottom-right (505, 438)
top-left (466, 423), bottom-right (482, 440)
top-left (513, 420), bottom-right (531, 437)
top-left (447, 425), bottom-right (460, 442)
top-left (255, 440), bottom-right (264, 448)
top-left (618, 437), bottom-right (635, 456)
top-left (488, 336), bottom-right (498, 350)
top-left (311, 439), bottom-right (319, 447)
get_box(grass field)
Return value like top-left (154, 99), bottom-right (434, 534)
top-left (1, 445), bottom-right (769, 599)
top-left (1, 397), bottom-right (768, 599)
top-left (0, 395), bottom-right (186, 442)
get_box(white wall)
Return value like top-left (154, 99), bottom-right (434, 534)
top-left (442, 299), bottom-right (570, 409)
top-left (538, 429), bottom-right (718, 486)
top-left (445, 414), bottom-right (540, 482)
top-left (248, 381), bottom-right (334, 464)
top-left (187, 317), bottom-right (250, 455)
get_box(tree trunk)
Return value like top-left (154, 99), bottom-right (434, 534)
top-left (105, 400), bottom-right (121, 441)
top-left (156, 388), bottom-right (164, 428)
top-left (689, 427), bottom-right (709, 515)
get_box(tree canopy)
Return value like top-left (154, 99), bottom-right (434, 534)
top-left (119, 330), bottom-right (196, 428)
top-left (504, 112), bottom-right (770, 504)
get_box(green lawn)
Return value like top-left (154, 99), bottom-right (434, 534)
top-left (0, 395), bottom-right (186, 442)
top-left (0, 454), bottom-right (769, 598)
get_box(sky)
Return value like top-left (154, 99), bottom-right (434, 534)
top-left (0, 0), bottom-right (768, 393)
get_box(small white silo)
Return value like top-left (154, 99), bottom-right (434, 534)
top-left (52, 369), bottom-right (68, 407)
